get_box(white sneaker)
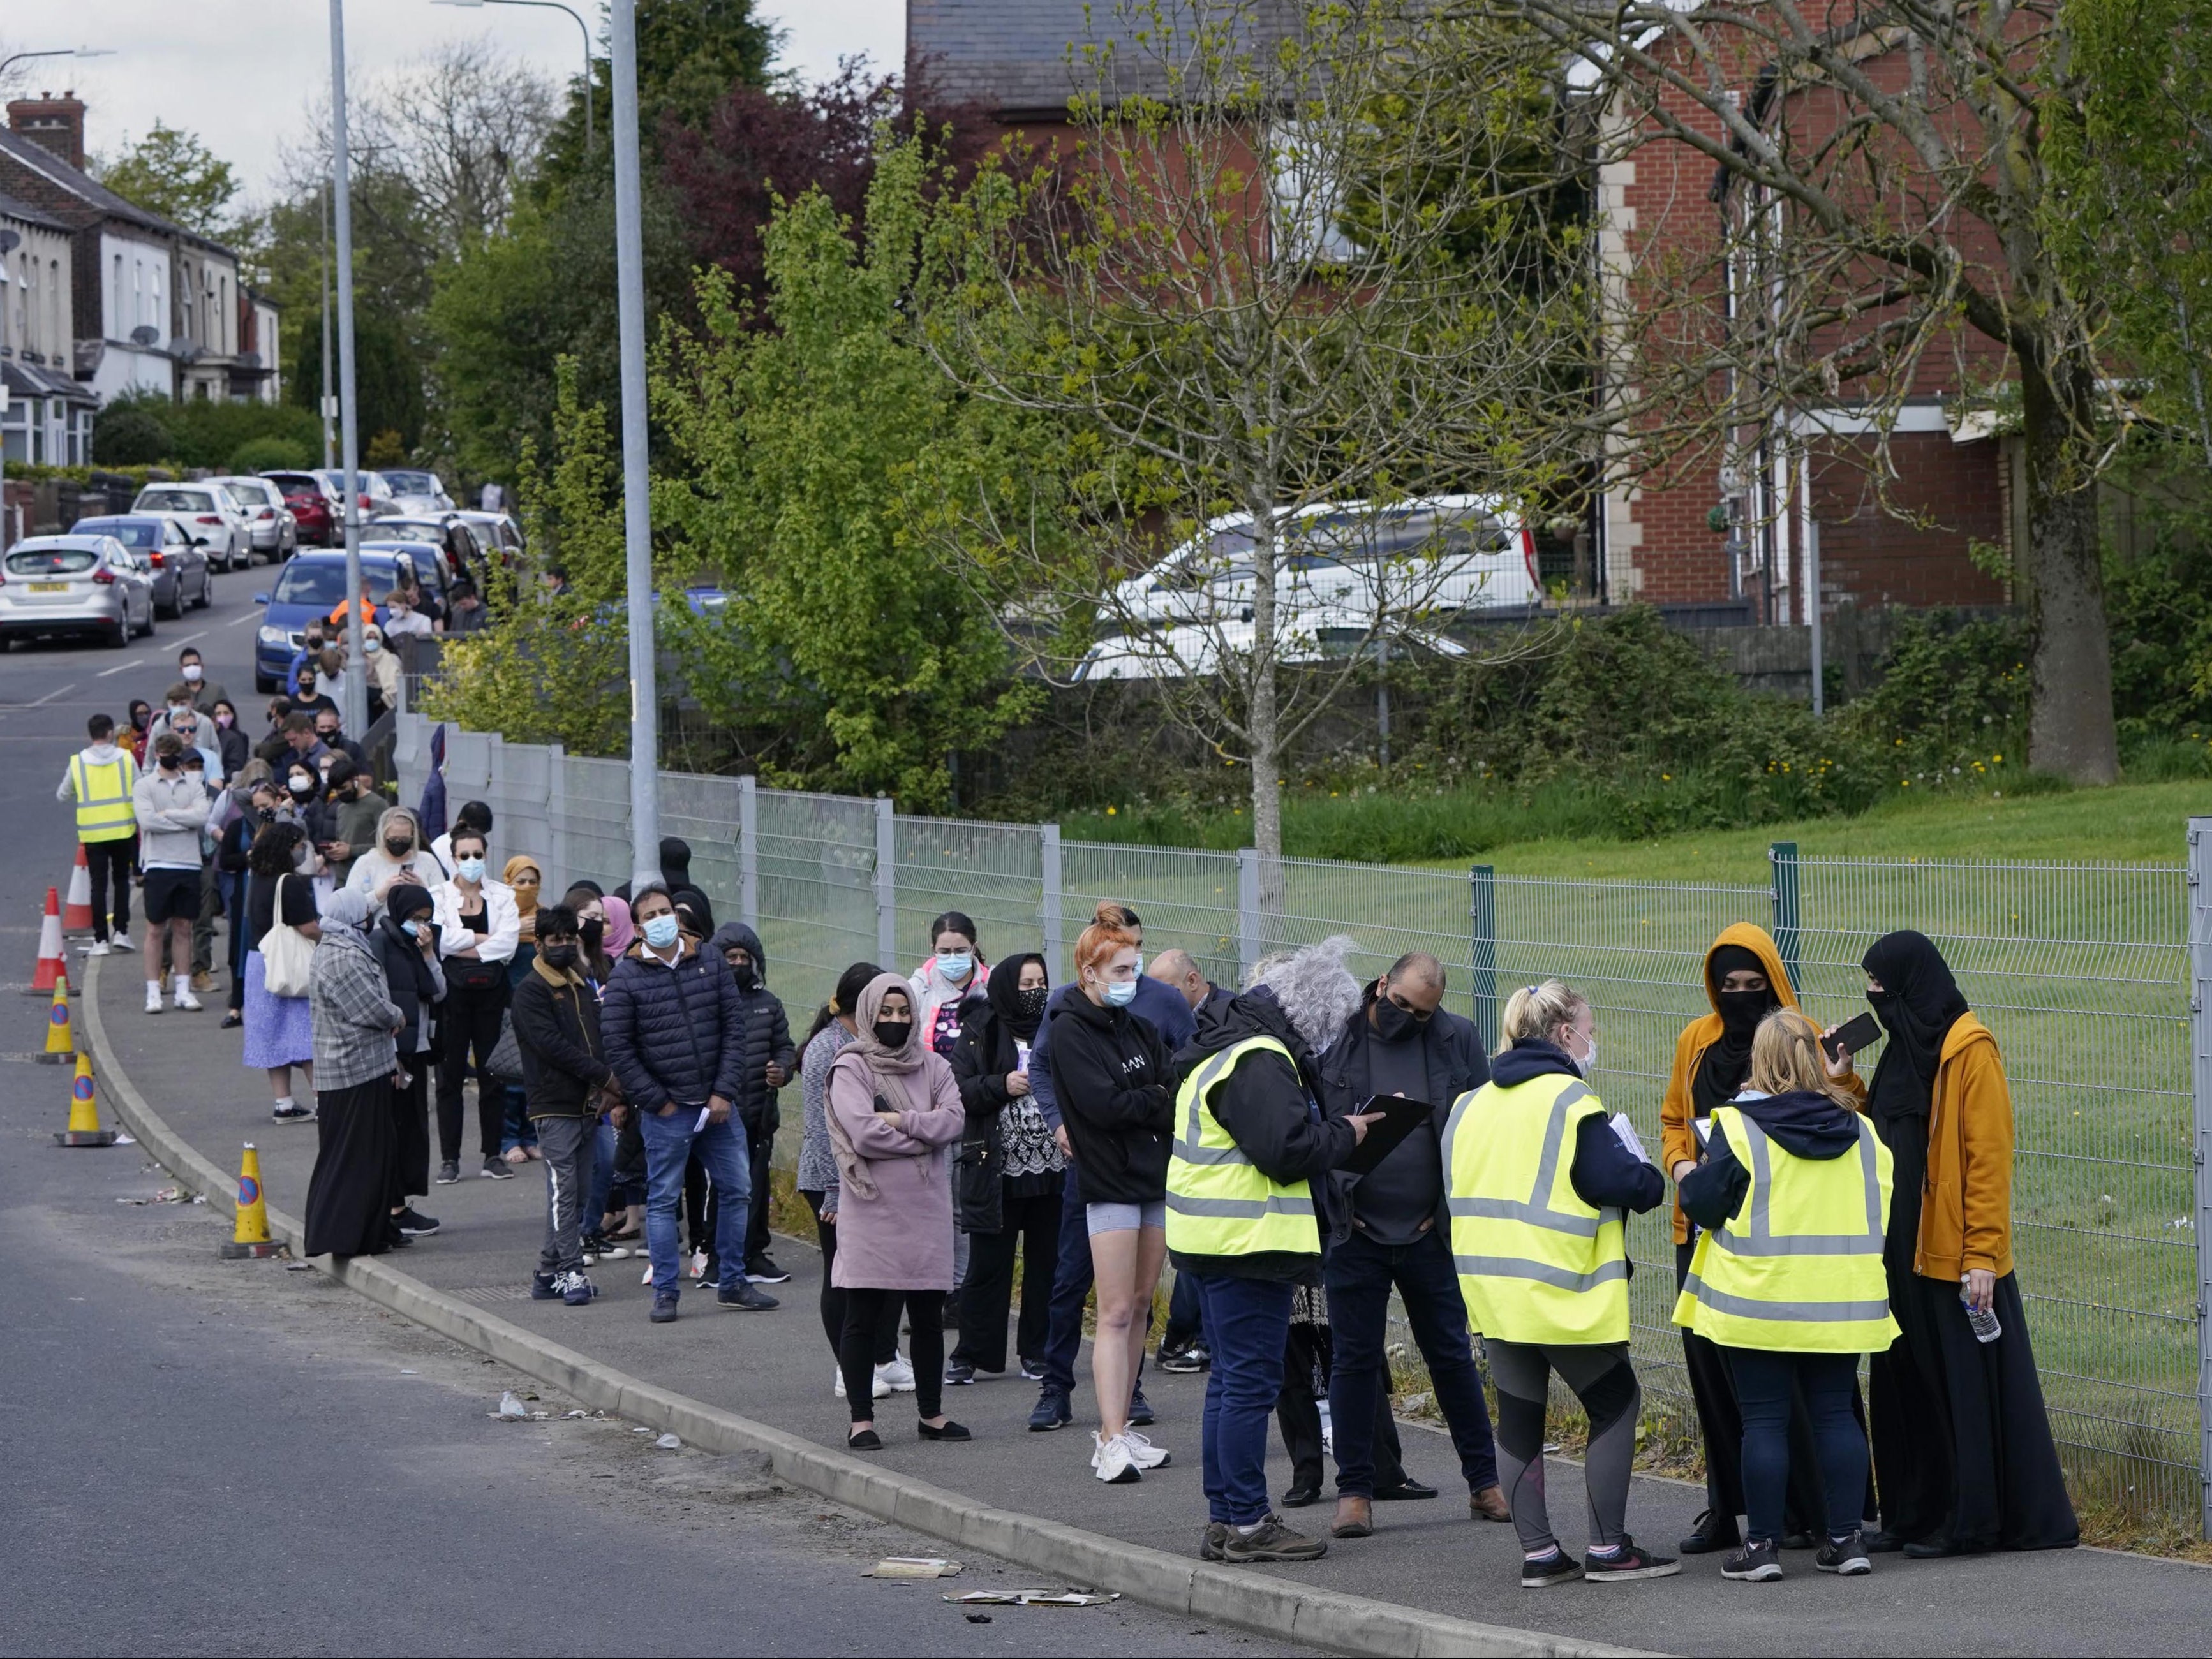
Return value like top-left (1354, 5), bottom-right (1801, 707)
top-left (144, 985), bottom-right (163, 1014)
top-left (866, 1365), bottom-right (894, 1399)
top-left (111, 931), bottom-right (132, 950)
top-left (877, 1355), bottom-right (916, 1392)
top-left (833, 1366), bottom-right (847, 1400)
top-left (1092, 1432), bottom-right (1141, 1484)
top-left (174, 987), bottom-right (203, 1012)
top-left (687, 1248), bottom-right (709, 1283)
top-left (80, 940), bottom-right (111, 957)
top-left (1118, 1428), bottom-right (1171, 1470)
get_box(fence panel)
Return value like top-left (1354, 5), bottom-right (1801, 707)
top-left (1060, 842), bottom-right (1245, 988)
top-left (752, 787), bottom-right (881, 1026)
top-left (892, 815), bottom-right (1044, 988)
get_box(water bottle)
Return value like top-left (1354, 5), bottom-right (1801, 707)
top-left (1960, 1281), bottom-right (2001, 1344)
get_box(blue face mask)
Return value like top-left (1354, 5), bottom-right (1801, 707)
top-left (401, 919), bottom-right (420, 938)
top-left (456, 856), bottom-right (486, 882)
top-left (642, 914), bottom-right (681, 950)
top-left (937, 951), bottom-right (973, 981)
top-left (1103, 979), bottom-right (1138, 1008)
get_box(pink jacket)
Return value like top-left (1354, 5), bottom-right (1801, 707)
top-left (826, 1047), bottom-right (965, 1290)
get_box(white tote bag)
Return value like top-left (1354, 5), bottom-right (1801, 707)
top-left (258, 874), bottom-right (316, 998)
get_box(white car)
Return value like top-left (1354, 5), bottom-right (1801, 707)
top-left (314, 468), bottom-right (403, 522)
top-left (1109, 495), bottom-right (1540, 631)
top-left (131, 482), bottom-right (253, 572)
top-left (206, 476), bottom-right (297, 562)
top-left (1073, 617), bottom-right (1469, 681)
top-left (378, 468), bottom-right (454, 516)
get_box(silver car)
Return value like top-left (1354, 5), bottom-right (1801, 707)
top-left (70, 515), bottom-right (212, 618)
top-left (132, 482), bottom-right (253, 572)
top-left (378, 468), bottom-right (454, 516)
top-left (0, 535), bottom-right (157, 649)
top-left (207, 476), bottom-right (297, 561)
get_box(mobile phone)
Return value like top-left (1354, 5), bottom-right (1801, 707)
top-left (1822, 1012), bottom-right (1881, 1061)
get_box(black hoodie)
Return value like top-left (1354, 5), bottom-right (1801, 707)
top-left (706, 920), bottom-right (796, 1130)
top-left (1489, 1040), bottom-right (1665, 1216)
top-left (948, 954), bottom-right (1055, 1232)
top-left (1166, 987), bottom-right (1360, 1282)
top-left (1678, 1088), bottom-right (1865, 1232)
top-left (1051, 991), bottom-right (1177, 1205)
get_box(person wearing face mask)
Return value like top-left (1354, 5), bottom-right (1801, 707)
top-left (313, 710), bottom-right (367, 772)
top-left (177, 647), bottom-right (226, 716)
top-left (514, 904), bottom-right (623, 1306)
top-left (946, 953), bottom-right (1065, 1385)
top-left (1859, 931), bottom-right (2076, 1558)
top-left (825, 975), bottom-right (969, 1450)
top-left (705, 922), bottom-right (798, 1284)
top-left (242, 818), bottom-right (320, 1121)
top-left (359, 623), bottom-right (400, 716)
top-left (906, 912), bottom-right (988, 1331)
top-left (496, 856), bottom-right (549, 1169)
top-left (57, 711), bottom-right (140, 956)
top-left (371, 881), bottom-right (445, 1244)
top-left (1448, 979), bottom-right (1674, 1588)
top-left (133, 733), bottom-right (211, 1016)
top-left (216, 771), bottom-right (281, 1027)
top-left (287, 624), bottom-right (331, 698)
top-left (1661, 925), bottom-right (1872, 1558)
top-left (563, 884), bottom-right (614, 982)
top-left (318, 758), bottom-right (384, 889)
top-left (303, 888), bottom-right (404, 1260)
top-left (601, 884), bottom-right (779, 1322)
top-left (1314, 950), bottom-right (1507, 1538)
top-left (429, 829), bottom-right (521, 1183)
top-left (382, 586), bottom-right (434, 640)
top-left (289, 669), bottom-right (339, 723)
top-left (124, 700), bottom-right (154, 767)
top-left (348, 806), bottom-right (440, 910)
top-left (208, 700), bottom-right (249, 778)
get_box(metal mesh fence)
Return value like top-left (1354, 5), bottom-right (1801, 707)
top-left (390, 713), bottom-right (2205, 1526)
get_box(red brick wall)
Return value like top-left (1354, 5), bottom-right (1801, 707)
top-left (1812, 434), bottom-right (2008, 609)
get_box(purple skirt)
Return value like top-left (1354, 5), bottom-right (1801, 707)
top-left (242, 949), bottom-right (313, 1070)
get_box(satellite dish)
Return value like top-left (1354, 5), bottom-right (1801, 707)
top-left (0, 229), bottom-right (19, 254)
top-left (130, 325), bottom-right (160, 346)
top-left (236, 350), bottom-right (262, 368)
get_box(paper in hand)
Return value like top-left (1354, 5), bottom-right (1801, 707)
top-left (1608, 1112), bottom-right (1650, 1165)
top-left (695, 1106), bottom-right (712, 1133)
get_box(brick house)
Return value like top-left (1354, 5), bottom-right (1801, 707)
top-left (0, 94), bottom-right (277, 409)
top-left (0, 188), bottom-right (98, 467)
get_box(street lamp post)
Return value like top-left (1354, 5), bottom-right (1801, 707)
top-left (320, 183), bottom-right (334, 470)
top-left (0, 45), bottom-right (115, 83)
top-left (609, 0), bottom-right (659, 892)
top-left (327, 0), bottom-right (368, 740)
top-left (427, 0), bottom-right (593, 151)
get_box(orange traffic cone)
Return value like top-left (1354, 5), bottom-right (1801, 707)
top-left (26, 888), bottom-right (70, 995)
top-left (63, 844), bottom-right (94, 934)
top-left (220, 1144), bottom-right (282, 1258)
top-left (54, 1052), bottom-right (115, 1146)
top-left (37, 972), bottom-right (74, 1063)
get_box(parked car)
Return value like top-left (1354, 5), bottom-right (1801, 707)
top-left (1073, 617), bottom-right (1469, 681)
top-left (70, 514), bottom-right (212, 618)
top-left (452, 509), bottom-right (523, 559)
top-left (208, 475), bottom-right (297, 561)
top-left (131, 482), bottom-right (253, 572)
top-left (312, 468), bottom-right (401, 521)
top-left (378, 468), bottom-right (454, 515)
top-left (253, 547), bottom-right (448, 691)
top-left (262, 470), bottom-right (338, 546)
top-left (1108, 496), bottom-right (1540, 631)
top-left (0, 534), bottom-right (158, 648)
top-left (357, 539), bottom-right (454, 612)
top-left (365, 515), bottom-right (483, 584)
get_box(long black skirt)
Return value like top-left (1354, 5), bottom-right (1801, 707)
top-left (389, 1059), bottom-right (432, 1206)
top-left (306, 1076), bottom-right (396, 1259)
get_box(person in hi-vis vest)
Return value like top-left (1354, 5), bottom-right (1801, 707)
top-left (1166, 936), bottom-right (1384, 1567)
top-left (1675, 1008), bottom-right (1896, 1584)
top-left (1445, 980), bottom-right (1675, 1588)
top-left (56, 712), bottom-right (141, 952)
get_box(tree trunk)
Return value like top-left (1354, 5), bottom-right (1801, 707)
top-left (1247, 492), bottom-right (1285, 912)
top-left (2019, 351), bottom-right (2119, 785)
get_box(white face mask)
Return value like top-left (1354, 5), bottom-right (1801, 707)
top-left (1577, 1034), bottom-right (1599, 1074)
top-left (182, 665), bottom-right (203, 683)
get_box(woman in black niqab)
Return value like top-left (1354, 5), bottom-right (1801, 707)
top-left (1862, 929), bottom-right (1970, 1123)
top-left (1690, 943), bottom-right (1779, 1114)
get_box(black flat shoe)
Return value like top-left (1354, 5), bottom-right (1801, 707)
top-left (847, 1428), bottom-right (883, 1451)
top-left (1280, 1484), bottom-right (1323, 1508)
top-left (1372, 1477), bottom-right (1439, 1501)
top-left (917, 1419), bottom-right (971, 1442)
top-left (1679, 1508), bottom-right (1741, 1554)
top-left (219, 1011), bottom-right (243, 1029)
top-left (1863, 1530), bottom-right (1911, 1553)
top-left (1903, 1534), bottom-right (1963, 1559)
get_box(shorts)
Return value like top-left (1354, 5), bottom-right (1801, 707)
top-left (140, 867), bottom-right (202, 925)
top-left (1087, 1199), bottom-right (1167, 1236)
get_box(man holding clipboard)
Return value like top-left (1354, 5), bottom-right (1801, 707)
top-left (1315, 952), bottom-right (1510, 1541)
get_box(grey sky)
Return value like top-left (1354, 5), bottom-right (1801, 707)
top-left (3, 0), bottom-right (903, 203)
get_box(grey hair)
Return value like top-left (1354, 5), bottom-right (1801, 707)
top-left (1247, 934), bottom-right (1363, 1049)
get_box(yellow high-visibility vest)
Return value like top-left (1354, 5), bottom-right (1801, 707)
top-left (1165, 1035), bottom-right (1319, 1259)
top-left (69, 751), bottom-right (138, 843)
top-left (1672, 1103), bottom-right (1899, 1354)
top-left (1446, 1072), bottom-right (1628, 1345)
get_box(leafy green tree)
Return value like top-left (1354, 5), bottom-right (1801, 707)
top-left (98, 124), bottom-right (240, 239)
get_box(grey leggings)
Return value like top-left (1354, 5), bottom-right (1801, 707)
top-left (1485, 1338), bottom-right (1640, 1557)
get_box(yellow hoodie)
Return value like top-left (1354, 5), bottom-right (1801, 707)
top-left (1660, 922), bottom-right (1863, 1246)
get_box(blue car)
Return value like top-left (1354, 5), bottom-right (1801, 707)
top-left (252, 549), bottom-right (445, 692)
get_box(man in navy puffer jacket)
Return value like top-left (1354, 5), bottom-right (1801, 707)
top-left (602, 885), bottom-right (780, 1322)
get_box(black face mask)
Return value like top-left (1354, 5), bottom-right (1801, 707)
top-left (580, 918), bottom-right (604, 952)
top-left (1372, 996), bottom-right (1430, 1043)
top-left (873, 1017), bottom-right (913, 1050)
top-left (731, 959), bottom-right (759, 991)
top-left (1714, 987), bottom-right (1773, 1037)
top-left (1017, 985), bottom-right (1050, 1020)
top-left (254, 806), bottom-right (276, 824)
top-left (540, 943), bottom-right (579, 970)
top-left (384, 837), bottom-right (413, 856)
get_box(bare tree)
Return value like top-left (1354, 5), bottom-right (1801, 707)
top-left (1460, 0), bottom-right (2140, 781)
top-left (920, 0), bottom-right (1589, 882)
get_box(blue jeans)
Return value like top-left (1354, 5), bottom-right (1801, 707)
top-left (638, 1105), bottom-right (751, 1296)
top-left (1728, 1346), bottom-right (1868, 1544)
top-left (1325, 1227), bottom-right (1499, 1497)
top-left (1191, 1272), bottom-right (1295, 1526)
top-left (1039, 1169), bottom-right (1151, 1397)
top-left (1161, 1269), bottom-right (1203, 1353)
top-left (500, 1082), bottom-right (540, 1154)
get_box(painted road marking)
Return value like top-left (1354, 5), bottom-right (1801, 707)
top-left (94, 660), bottom-right (152, 678)
top-left (25, 684), bottom-right (77, 707)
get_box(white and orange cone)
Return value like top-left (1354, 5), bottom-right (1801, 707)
top-left (62, 844), bottom-right (94, 934)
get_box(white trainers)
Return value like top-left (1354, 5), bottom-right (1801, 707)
top-left (831, 1367), bottom-right (891, 1401)
top-left (80, 940), bottom-right (111, 957)
top-left (833, 1366), bottom-right (847, 1400)
top-left (1092, 1432), bottom-right (1142, 1484)
top-left (174, 987), bottom-right (203, 1012)
top-left (144, 985), bottom-right (163, 1014)
top-left (877, 1355), bottom-right (917, 1392)
top-left (687, 1248), bottom-right (709, 1283)
top-left (1118, 1428), bottom-right (1172, 1469)
top-left (866, 1364), bottom-right (894, 1399)
top-left (110, 931), bottom-right (132, 950)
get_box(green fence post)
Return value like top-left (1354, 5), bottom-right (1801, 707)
top-left (1770, 841), bottom-right (1801, 990)
top-left (1470, 863), bottom-right (1497, 1052)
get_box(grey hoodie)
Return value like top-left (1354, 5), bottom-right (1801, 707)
top-left (133, 765), bottom-right (211, 871)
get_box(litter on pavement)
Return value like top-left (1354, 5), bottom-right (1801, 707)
top-left (490, 1392), bottom-right (546, 1421)
top-left (653, 1433), bottom-right (680, 1449)
top-left (946, 1589), bottom-right (1121, 1607)
top-left (865, 1558), bottom-right (962, 1578)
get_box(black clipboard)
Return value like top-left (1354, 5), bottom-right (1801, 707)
top-left (1338, 1095), bottom-right (1437, 1177)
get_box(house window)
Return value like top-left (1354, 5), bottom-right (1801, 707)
top-left (1269, 122), bottom-right (1361, 267)
top-left (0, 394), bottom-right (26, 464)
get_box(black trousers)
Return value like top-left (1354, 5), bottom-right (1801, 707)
top-left (86, 837), bottom-right (135, 940)
top-left (389, 1056), bottom-right (433, 1204)
top-left (805, 1190), bottom-right (902, 1365)
top-left (434, 981), bottom-right (507, 1162)
top-left (743, 1110), bottom-right (775, 1265)
top-left (844, 1288), bottom-right (943, 1422)
top-left (1277, 1318), bottom-right (1406, 1494)
top-left (953, 1177), bottom-right (1064, 1374)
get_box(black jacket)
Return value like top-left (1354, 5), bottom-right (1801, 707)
top-left (1679, 1089), bottom-right (1864, 1232)
top-left (512, 960), bottom-right (613, 1117)
top-left (1490, 1040), bottom-right (1665, 1215)
top-left (1316, 987), bottom-right (1490, 1246)
top-left (601, 936), bottom-right (747, 1112)
top-left (706, 922), bottom-right (796, 1132)
top-left (1050, 992), bottom-right (1175, 1206)
top-left (372, 913), bottom-right (444, 1058)
top-left (1167, 988), bottom-right (1358, 1282)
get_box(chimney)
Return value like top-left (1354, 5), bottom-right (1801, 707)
top-left (8, 91), bottom-right (87, 172)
